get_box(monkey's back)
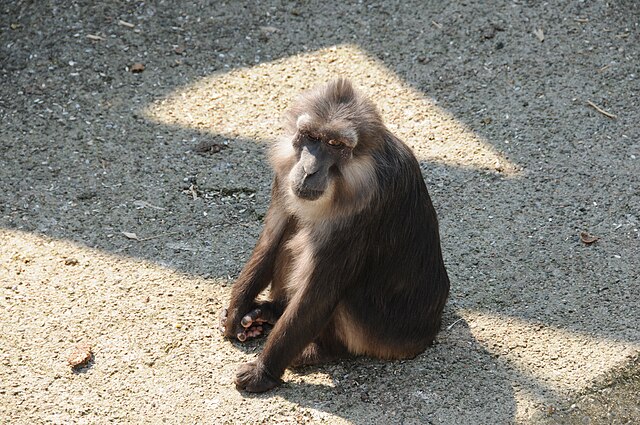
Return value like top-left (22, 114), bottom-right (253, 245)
top-left (332, 133), bottom-right (450, 358)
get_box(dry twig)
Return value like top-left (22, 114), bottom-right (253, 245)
top-left (138, 231), bottom-right (181, 242)
top-left (446, 318), bottom-right (464, 331)
top-left (121, 231), bottom-right (181, 242)
top-left (586, 100), bottom-right (617, 119)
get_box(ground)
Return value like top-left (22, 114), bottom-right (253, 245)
top-left (1, 1), bottom-right (639, 424)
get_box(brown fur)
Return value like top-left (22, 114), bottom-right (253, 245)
top-left (222, 78), bottom-right (450, 392)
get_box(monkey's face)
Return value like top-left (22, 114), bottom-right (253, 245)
top-left (271, 82), bottom-right (382, 220)
top-left (288, 114), bottom-right (356, 202)
top-left (289, 134), bottom-right (349, 201)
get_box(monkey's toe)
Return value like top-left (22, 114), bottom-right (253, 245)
top-left (219, 308), bottom-right (228, 325)
top-left (241, 308), bottom-right (264, 328)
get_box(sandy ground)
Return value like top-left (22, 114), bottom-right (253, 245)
top-left (1, 1), bottom-right (639, 423)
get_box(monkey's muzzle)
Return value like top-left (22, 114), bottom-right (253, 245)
top-left (292, 184), bottom-right (324, 201)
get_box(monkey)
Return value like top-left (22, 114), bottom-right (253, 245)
top-left (219, 78), bottom-right (450, 392)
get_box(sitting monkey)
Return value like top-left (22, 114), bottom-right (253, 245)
top-left (221, 78), bottom-right (450, 392)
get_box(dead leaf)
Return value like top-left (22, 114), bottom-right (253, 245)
top-left (67, 343), bottom-right (92, 368)
top-left (122, 231), bottom-right (139, 240)
top-left (194, 140), bottom-right (227, 154)
top-left (130, 63), bottom-right (145, 73)
top-left (580, 231), bottom-right (599, 245)
top-left (183, 184), bottom-right (199, 200)
top-left (534, 28), bottom-right (545, 42)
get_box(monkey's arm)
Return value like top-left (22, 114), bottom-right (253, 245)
top-left (222, 202), bottom-right (289, 341)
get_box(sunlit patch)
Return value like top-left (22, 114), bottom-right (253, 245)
top-left (458, 309), bottom-right (639, 421)
top-left (144, 44), bottom-right (518, 175)
top-left (1, 230), bottom-right (636, 421)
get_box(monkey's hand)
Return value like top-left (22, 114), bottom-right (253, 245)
top-left (235, 360), bottom-right (282, 392)
top-left (219, 304), bottom-right (278, 342)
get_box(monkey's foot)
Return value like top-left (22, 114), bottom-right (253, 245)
top-left (220, 304), bottom-right (280, 342)
top-left (219, 307), bottom-right (255, 340)
top-left (235, 361), bottom-right (282, 392)
top-left (219, 307), bottom-right (266, 341)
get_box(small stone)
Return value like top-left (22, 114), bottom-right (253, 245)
top-left (67, 343), bottom-right (92, 368)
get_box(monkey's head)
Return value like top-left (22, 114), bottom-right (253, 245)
top-left (271, 78), bottom-right (385, 220)
top-left (288, 112), bottom-right (356, 201)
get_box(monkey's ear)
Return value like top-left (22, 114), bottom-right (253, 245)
top-left (296, 113), bottom-right (313, 131)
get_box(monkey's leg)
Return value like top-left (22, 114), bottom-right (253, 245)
top-left (291, 339), bottom-right (350, 367)
top-left (289, 321), bottom-right (351, 367)
top-left (234, 280), bottom-right (345, 392)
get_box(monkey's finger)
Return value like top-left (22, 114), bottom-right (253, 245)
top-left (240, 308), bottom-right (262, 328)
top-left (237, 332), bottom-right (247, 342)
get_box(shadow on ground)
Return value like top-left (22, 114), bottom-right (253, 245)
top-left (1, 1), bottom-right (639, 423)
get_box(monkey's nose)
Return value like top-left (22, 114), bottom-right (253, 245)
top-left (302, 165), bottom-right (319, 177)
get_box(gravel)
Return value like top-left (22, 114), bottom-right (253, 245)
top-left (1, 1), bottom-right (638, 423)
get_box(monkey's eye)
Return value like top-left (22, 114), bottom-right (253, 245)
top-left (302, 134), bottom-right (321, 144)
top-left (326, 139), bottom-right (344, 148)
